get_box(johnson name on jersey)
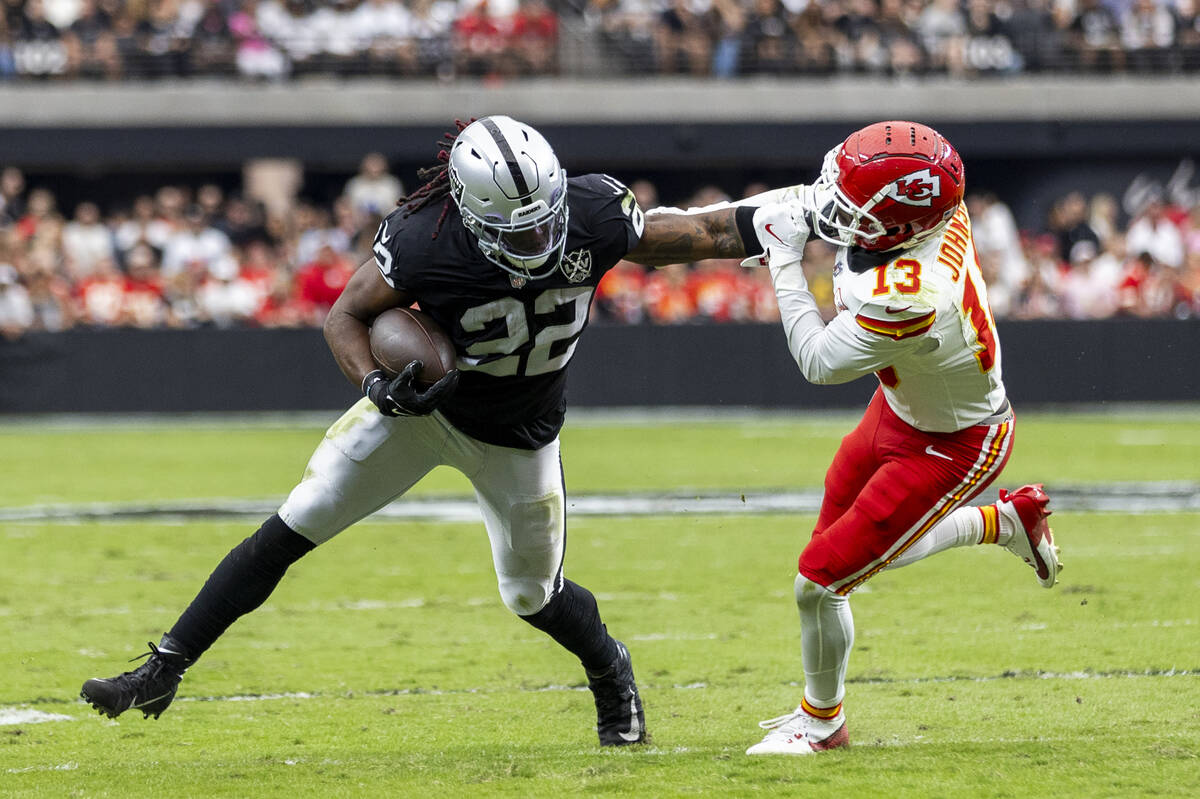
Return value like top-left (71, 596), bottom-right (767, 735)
top-left (781, 203), bottom-right (1006, 433)
top-left (371, 173), bottom-right (644, 449)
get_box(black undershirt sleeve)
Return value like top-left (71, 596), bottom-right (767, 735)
top-left (736, 205), bottom-right (764, 257)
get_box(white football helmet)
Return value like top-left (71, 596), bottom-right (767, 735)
top-left (448, 115), bottom-right (569, 280)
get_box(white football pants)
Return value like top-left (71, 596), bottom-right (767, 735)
top-left (278, 398), bottom-right (566, 616)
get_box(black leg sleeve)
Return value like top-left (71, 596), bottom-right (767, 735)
top-left (520, 579), bottom-right (619, 671)
top-left (166, 514), bottom-right (315, 660)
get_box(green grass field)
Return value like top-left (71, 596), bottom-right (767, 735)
top-left (1, 409), bottom-right (1198, 797)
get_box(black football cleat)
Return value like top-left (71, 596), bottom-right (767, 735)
top-left (81, 635), bottom-right (192, 720)
top-left (586, 640), bottom-right (646, 746)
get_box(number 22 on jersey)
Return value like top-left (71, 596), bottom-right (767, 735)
top-left (459, 287), bottom-right (593, 377)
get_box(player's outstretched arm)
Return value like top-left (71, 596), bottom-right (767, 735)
top-left (625, 207), bottom-right (754, 267)
top-left (625, 183), bottom-right (820, 267)
top-left (324, 259), bottom-right (413, 389)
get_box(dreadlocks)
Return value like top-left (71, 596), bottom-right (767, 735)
top-left (395, 118), bottom-right (474, 239)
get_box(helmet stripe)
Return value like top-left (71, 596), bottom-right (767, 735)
top-left (480, 117), bottom-right (531, 199)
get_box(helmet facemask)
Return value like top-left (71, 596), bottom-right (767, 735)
top-left (811, 148), bottom-right (890, 250)
top-left (455, 180), bottom-right (568, 280)
top-left (448, 116), bottom-right (570, 281)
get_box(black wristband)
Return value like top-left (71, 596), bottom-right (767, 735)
top-left (362, 369), bottom-right (387, 396)
top-left (735, 205), bottom-right (764, 257)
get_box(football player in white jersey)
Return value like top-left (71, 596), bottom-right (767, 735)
top-left (737, 121), bottom-right (1063, 755)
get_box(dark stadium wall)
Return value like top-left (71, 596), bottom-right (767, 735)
top-left (5, 120), bottom-right (1197, 230)
top-left (3, 320), bottom-right (1196, 414)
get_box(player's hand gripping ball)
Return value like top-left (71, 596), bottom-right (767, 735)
top-left (364, 308), bottom-right (460, 417)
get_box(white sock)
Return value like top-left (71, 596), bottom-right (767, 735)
top-left (885, 503), bottom-right (1011, 570)
top-left (994, 497), bottom-right (1019, 546)
top-left (794, 574), bottom-right (853, 711)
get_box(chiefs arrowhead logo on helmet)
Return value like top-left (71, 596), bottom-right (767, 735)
top-left (886, 169), bottom-right (941, 207)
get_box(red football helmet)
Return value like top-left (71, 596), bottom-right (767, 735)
top-left (811, 121), bottom-right (965, 252)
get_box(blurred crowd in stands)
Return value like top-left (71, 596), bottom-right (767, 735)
top-left (2, 155), bottom-right (1200, 338)
top-left (2, 0), bottom-right (1200, 81)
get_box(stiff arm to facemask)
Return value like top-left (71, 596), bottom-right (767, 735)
top-left (644, 183), bottom-right (826, 223)
top-left (644, 181), bottom-right (830, 267)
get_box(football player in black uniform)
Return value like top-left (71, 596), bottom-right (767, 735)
top-left (81, 116), bottom-right (764, 746)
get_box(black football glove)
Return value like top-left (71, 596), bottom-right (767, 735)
top-left (363, 362), bottom-right (459, 417)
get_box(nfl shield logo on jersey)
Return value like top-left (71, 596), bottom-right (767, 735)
top-left (561, 249), bottom-right (593, 284)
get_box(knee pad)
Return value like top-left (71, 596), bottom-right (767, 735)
top-left (498, 576), bottom-right (554, 616)
top-left (278, 473), bottom-right (343, 544)
top-left (794, 573), bottom-right (837, 612)
top-left (491, 495), bottom-right (563, 616)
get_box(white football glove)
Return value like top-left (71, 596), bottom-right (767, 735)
top-left (740, 202), bottom-right (809, 292)
top-left (646, 183), bottom-right (826, 295)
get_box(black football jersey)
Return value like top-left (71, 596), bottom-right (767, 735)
top-left (372, 173), bottom-right (644, 449)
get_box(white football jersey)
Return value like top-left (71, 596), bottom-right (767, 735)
top-left (777, 203), bottom-right (1007, 432)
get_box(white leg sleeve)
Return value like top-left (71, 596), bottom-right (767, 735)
top-left (794, 574), bottom-right (854, 708)
top-left (885, 505), bottom-right (986, 571)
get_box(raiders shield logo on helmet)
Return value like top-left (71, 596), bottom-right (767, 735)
top-left (561, 249), bottom-right (592, 283)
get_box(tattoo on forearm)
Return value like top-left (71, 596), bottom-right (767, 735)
top-left (632, 212), bottom-right (746, 266)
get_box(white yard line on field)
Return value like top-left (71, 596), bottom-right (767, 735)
top-left (4, 762), bottom-right (78, 774)
top-left (2, 482), bottom-right (1199, 524)
top-left (0, 708), bottom-right (75, 725)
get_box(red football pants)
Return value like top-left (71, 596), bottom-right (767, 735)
top-left (799, 389), bottom-right (1015, 595)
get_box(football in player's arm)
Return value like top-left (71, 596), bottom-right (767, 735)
top-left (718, 121), bottom-right (1063, 756)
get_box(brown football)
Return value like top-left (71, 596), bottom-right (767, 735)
top-left (369, 307), bottom-right (457, 388)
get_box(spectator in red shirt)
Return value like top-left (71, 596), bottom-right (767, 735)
top-left (687, 259), bottom-right (741, 322)
top-left (75, 255), bottom-right (127, 327)
top-left (14, 188), bottom-right (61, 244)
top-left (294, 242), bottom-right (354, 320)
top-left (237, 240), bottom-right (280, 297)
top-left (509, 0), bottom-right (557, 75)
top-left (120, 242), bottom-right (169, 328)
top-left (454, 0), bottom-right (507, 77)
top-left (643, 263), bottom-right (696, 324)
top-left (594, 259), bottom-right (648, 323)
top-left (254, 267), bottom-right (312, 328)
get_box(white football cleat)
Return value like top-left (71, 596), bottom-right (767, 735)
top-left (745, 704), bottom-right (849, 756)
top-left (996, 483), bottom-right (1061, 588)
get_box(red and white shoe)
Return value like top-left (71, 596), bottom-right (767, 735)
top-left (997, 484), bottom-right (1061, 588)
top-left (745, 705), bottom-right (849, 755)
